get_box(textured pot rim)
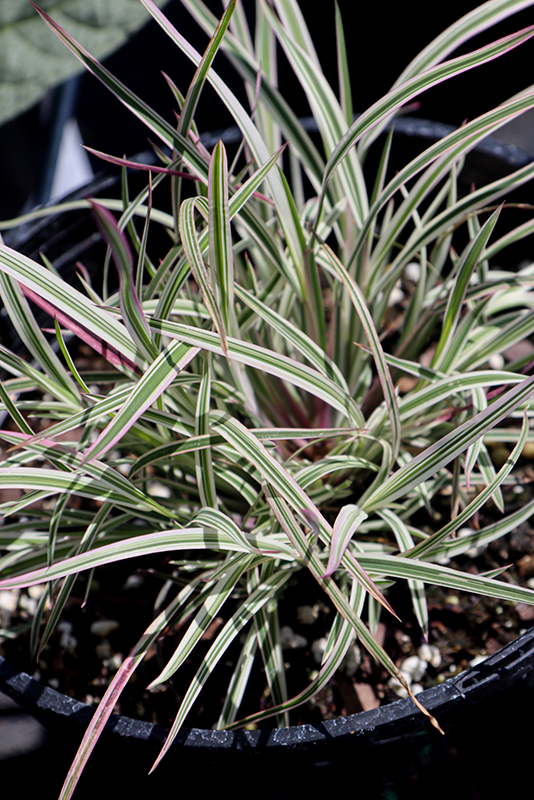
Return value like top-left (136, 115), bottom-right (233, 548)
top-left (1, 625), bottom-right (534, 757)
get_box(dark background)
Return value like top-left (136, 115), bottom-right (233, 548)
top-left (1, 0), bottom-right (534, 218)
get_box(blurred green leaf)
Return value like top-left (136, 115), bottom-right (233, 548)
top-left (0, 0), bottom-right (171, 126)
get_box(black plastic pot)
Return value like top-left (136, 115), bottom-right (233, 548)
top-left (1, 627), bottom-right (534, 799)
top-left (2, 126), bottom-right (534, 799)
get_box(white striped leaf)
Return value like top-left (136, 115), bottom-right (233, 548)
top-left (431, 207), bottom-right (501, 369)
top-left (320, 25), bottom-right (534, 213)
top-left (225, 578), bottom-right (363, 728)
top-left (0, 272), bottom-right (79, 404)
top-left (178, 0), bottom-right (237, 137)
top-left (179, 196), bottom-right (228, 353)
top-left (209, 141), bottom-right (235, 338)
top-left (323, 504), bottom-right (368, 578)
top-left (404, 414), bottom-right (529, 559)
top-left (194, 356), bottom-right (218, 508)
top-left (148, 317), bottom-right (364, 426)
top-left (264, 489), bottom-right (442, 730)
top-left (150, 565), bottom-right (292, 769)
top-left (0, 527), bottom-right (295, 592)
top-left (312, 235), bottom-right (401, 461)
top-left (140, 0), bottom-right (306, 291)
top-left (357, 552), bottom-right (534, 606)
top-left (364, 375), bottom-right (534, 511)
top-left (379, 508), bottom-right (428, 639)
top-left (82, 340), bottom-right (200, 463)
top-left (0, 430), bottom-right (171, 518)
top-left (264, 1), bottom-right (367, 226)
top-left (0, 245), bottom-right (143, 371)
top-left (147, 553), bottom-right (260, 690)
top-left (90, 202), bottom-right (158, 362)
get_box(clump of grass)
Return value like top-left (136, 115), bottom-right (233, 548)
top-left (2, 1), bottom-right (534, 796)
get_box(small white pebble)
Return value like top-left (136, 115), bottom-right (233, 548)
top-left (399, 669), bottom-right (413, 686)
top-left (48, 678), bottom-right (60, 689)
top-left (466, 544), bottom-right (486, 559)
top-left (296, 605), bottom-right (319, 625)
top-left (57, 621), bottom-right (77, 653)
top-left (388, 287), bottom-right (405, 306)
top-left (404, 262), bottom-right (421, 281)
top-left (457, 528), bottom-right (486, 558)
top-left (411, 683), bottom-right (424, 695)
top-left (279, 626), bottom-right (307, 650)
top-left (90, 619), bottom-right (119, 637)
top-left (148, 481), bottom-right (171, 499)
top-left (400, 655), bottom-right (427, 682)
top-left (105, 653), bottom-right (124, 671)
top-left (488, 354), bottom-right (505, 370)
top-left (341, 645), bottom-right (361, 676)
top-left (0, 590), bottom-right (19, 613)
top-left (311, 637), bottom-right (327, 664)
top-left (122, 574), bottom-right (144, 591)
top-left (527, 578), bottom-right (534, 590)
top-left (28, 585), bottom-right (45, 599)
top-left (513, 485), bottom-right (525, 495)
top-left (18, 594), bottom-right (38, 615)
top-left (389, 675), bottom-right (411, 697)
top-left (57, 621), bottom-right (73, 635)
top-left (418, 644), bottom-right (442, 668)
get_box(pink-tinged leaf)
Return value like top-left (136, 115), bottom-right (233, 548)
top-left (30, 4), bottom-right (210, 182)
top-left (59, 649), bottom-right (143, 800)
top-left (322, 504), bottom-right (368, 577)
top-left (58, 583), bottom-right (194, 800)
top-left (82, 341), bottom-right (200, 463)
top-left (83, 147), bottom-right (202, 179)
top-left (1, 430), bottom-right (73, 452)
top-left (299, 508), bottom-right (397, 619)
top-left (90, 201), bottom-right (157, 362)
top-left (20, 285), bottom-right (138, 372)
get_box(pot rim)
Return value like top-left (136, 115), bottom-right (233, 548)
top-left (1, 625), bottom-right (534, 757)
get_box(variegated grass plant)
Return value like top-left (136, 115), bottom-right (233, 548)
top-left (2, 0), bottom-right (534, 796)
